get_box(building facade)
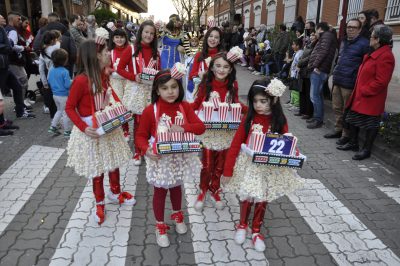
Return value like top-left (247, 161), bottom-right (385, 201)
top-left (213, 0), bottom-right (400, 81)
top-left (1, 0), bottom-right (147, 31)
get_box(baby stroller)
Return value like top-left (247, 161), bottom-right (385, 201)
top-left (25, 52), bottom-right (45, 102)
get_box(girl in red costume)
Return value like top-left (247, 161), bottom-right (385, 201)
top-left (109, 28), bottom-right (130, 141)
top-left (117, 20), bottom-right (160, 166)
top-left (136, 68), bottom-right (205, 247)
top-left (66, 35), bottom-right (135, 226)
top-left (189, 27), bottom-right (223, 91)
top-left (222, 79), bottom-right (303, 252)
top-left (191, 52), bottom-right (247, 211)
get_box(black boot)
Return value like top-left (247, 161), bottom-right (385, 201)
top-left (352, 128), bottom-right (378, 160)
top-left (337, 125), bottom-right (359, 151)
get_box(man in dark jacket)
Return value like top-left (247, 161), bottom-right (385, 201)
top-left (33, 12), bottom-right (68, 52)
top-left (325, 19), bottom-right (369, 143)
top-left (273, 24), bottom-right (290, 74)
top-left (307, 22), bottom-right (338, 129)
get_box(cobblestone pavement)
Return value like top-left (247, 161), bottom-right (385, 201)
top-left (1, 67), bottom-right (400, 266)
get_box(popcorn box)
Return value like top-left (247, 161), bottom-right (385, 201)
top-left (170, 132), bottom-right (183, 142)
top-left (157, 132), bottom-right (170, 142)
top-left (171, 64), bottom-right (185, 80)
top-left (183, 132), bottom-right (195, 141)
top-left (175, 116), bottom-right (184, 126)
top-left (227, 51), bottom-right (240, 62)
top-left (231, 105), bottom-right (242, 122)
top-left (218, 103), bottom-right (229, 121)
top-left (202, 103), bottom-right (214, 121)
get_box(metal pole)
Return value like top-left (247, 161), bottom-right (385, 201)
top-left (339, 0), bottom-right (349, 43)
top-left (316, 0), bottom-right (322, 23)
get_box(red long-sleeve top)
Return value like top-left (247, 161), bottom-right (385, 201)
top-left (191, 78), bottom-right (248, 113)
top-left (66, 74), bottom-right (108, 132)
top-left (110, 45), bottom-right (128, 71)
top-left (223, 113), bottom-right (289, 177)
top-left (116, 42), bottom-right (160, 81)
top-left (136, 98), bottom-right (206, 155)
top-left (189, 48), bottom-right (219, 80)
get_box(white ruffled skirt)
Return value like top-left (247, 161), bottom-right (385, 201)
top-left (66, 126), bottom-right (132, 179)
top-left (123, 81), bottom-right (152, 114)
top-left (224, 152), bottom-right (304, 202)
top-left (197, 130), bottom-right (236, 151)
top-left (110, 77), bottom-right (129, 107)
top-left (145, 152), bottom-right (202, 189)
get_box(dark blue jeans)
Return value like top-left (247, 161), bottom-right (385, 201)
top-left (310, 71), bottom-right (329, 122)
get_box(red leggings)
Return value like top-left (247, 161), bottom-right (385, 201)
top-left (153, 186), bottom-right (182, 222)
top-left (200, 148), bottom-right (228, 193)
top-left (92, 169), bottom-right (121, 203)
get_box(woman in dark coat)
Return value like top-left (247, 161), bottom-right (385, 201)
top-left (338, 25), bottom-right (395, 160)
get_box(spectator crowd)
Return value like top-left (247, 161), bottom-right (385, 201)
top-left (0, 8), bottom-right (395, 160)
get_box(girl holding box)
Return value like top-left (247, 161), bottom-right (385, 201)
top-left (221, 79), bottom-right (304, 252)
top-left (136, 68), bottom-right (205, 248)
top-left (117, 20), bottom-right (160, 166)
top-left (108, 28), bottom-right (131, 141)
top-left (65, 37), bottom-right (135, 226)
top-left (191, 52), bottom-right (247, 211)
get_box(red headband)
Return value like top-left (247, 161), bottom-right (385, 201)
top-left (155, 71), bottom-right (171, 81)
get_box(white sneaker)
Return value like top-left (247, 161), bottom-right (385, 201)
top-left (252, 233), bottom-right (266, 252)
top-left (234, 224), bottom-right (248, 244)
top-left (27, 99), bottom-right (35, 105)
top-left (43, 106), bottom-right (50, 114)
top-left (241, 63), bottom-right (247, 67)
top-left (254, 72), bottom-right (262, 76)
top-left (133, 154), bottom-right (142, 166)
top-left (24, 99), bottom-right (32, 107)
top-left (155, 223), bottom-right (170, 247)
top-left (194, 190), bottom-right (206, 211)
top-left (210, 190), bottom-right (224, 210)
top-left (171, 211), bottom-right (187, 234)
top-left (248, 67), bottom-right (255, 71)
top-left (107, 191), bottom-right (136, 206)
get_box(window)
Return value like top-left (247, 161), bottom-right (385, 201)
top-left (244, 8), bottom-right (251, 28)
top-left (385, 0), bottom-right (400, 21)
top-left (267, 1), bottom-right (277, 28)
top-left (306, 0), bottom-right (318, 22)
top-left (254, 4), bottom-right (262, 27)
top-left (283, 0), bottom-right (296, 26)
top-left (347, 0), bottom-right (364, 20)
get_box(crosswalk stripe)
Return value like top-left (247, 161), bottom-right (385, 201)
top-left (288, 179), bottom-right (400, 265)
top-left (377, 185), bottom-right (400, 204)
top-left (184, 177), bottom-right (269, 266)
top-left (50, 161), bottom-right (138, 266)
top-left (0, 145), bottom-right (64, 235)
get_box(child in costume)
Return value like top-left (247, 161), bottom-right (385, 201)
top-left (136, 68), bottom-right (205, 248)
top-left (65, 37), bottom-right (135, 225)
top-left (108, 28), bottom-right (131, 141)
top-left (189, 27), bottom-right (223, 91)
top-left (117, 20), bottom-right (160, 166)
top-left (182, 31), bottom-right (202, 102)
top-left (160, 14), bottom-right (185, 69)
top-left (222, 79), bottom-right (304, 252)
top-left (191, 52), bottom-right (247, 211)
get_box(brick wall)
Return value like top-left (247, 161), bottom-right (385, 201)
top-left (298, 0), bottom-right (308, 20)
top-left (363, 0), bottom-right (387, 21)
top-left (275, 0), bottom-right (284, 25)
top-left (321, 0), bottom-right (340, 26)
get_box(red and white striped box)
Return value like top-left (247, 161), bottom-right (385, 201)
top-left (171, 63), bottom-right (185, 80)
top-left (170, 132), bottom-right (183, 142)
top-left (211, 97), bottom-right (220, 109)
top-left (175, 116), bottom-right (184, 126)
top-left (218, 103), bottom-right (229, 121)
top-left (230, 104), bottom-right (242, 122)
top-left (227, 51), bottom-right (240, 63)
top-left (202, 102), bottom-right (214, 121)
top-left (183, 132), bottom-right (195, 141)
top-left (157, 132), bottom-right (170, 142)
top-left (249, 133), bottom-right (266, 152)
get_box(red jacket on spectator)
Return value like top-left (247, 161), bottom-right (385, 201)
top-left (347, 45), bottom-right (395, 116)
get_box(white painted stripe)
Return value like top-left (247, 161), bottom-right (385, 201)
top-left (50, 161), bottom-right (138, 266)
top-left (184, 177), bottom-right (269, 265)
top-left (377, 185), bottom-right (400, 205)
top-left (289, 179), bottom-right (400, 265)
top-left (0, 145), bottom-right (64, 234)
